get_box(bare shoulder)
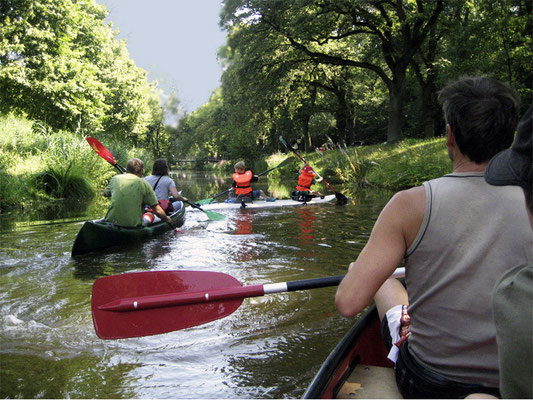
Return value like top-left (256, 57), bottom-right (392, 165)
top-left (383, 186), bottom-right (426, 245)
top-left (387, 185), bottom-right (426, 214)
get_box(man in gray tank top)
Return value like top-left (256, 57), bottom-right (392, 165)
top-left (335, 77), bottom-right (532, 398)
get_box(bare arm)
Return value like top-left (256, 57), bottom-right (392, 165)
top-left (335, 187), bottom-right (425, 317)
top-left (169, 186), bottom-right (187, 202)
top-left (152, 204), bottom-right (171, 223)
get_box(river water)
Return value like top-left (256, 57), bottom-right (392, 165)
top-left (0, 171), bottom-right (392, 399)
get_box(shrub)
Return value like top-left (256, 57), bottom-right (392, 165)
top-left (34, 162), bottom-right (94, 200)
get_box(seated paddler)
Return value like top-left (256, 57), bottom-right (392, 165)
top-left (228, 160), bottom-right (274, 203)
top-left (291, 164), bottom-right (324, 202)
top-left (103, 158), bottom-right (171, 227)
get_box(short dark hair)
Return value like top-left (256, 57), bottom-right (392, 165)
top-left (152, 159), bottom-right (169, 176)
top-left (438, 76), bottom-right (520, 163)
top-left (126, 158), bottom-right (143, 174)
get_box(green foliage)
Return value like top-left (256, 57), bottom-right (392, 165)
top-left (0, 114), bottom-right (115, 209)
top-left (0, 149), bottom-right (30, 209)
top-left (0, 0), bottom-right (164, 142)
top-left (174, 0), bottom-right (531, 162)
top-left (34, 162), bottom-right (94, 200)
top-left (364, 139), bottom-right (451, 189)
top-left (220, 0), bottom-right (448, 145)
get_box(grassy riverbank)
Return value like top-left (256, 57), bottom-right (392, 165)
top-left (1, 113), bottom-right (451, 212)
top-left (266, 136), bottom-right (451, 191)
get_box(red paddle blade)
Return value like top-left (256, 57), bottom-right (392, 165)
top-left (86, 137), bottom-right (117, 166)
top-left (92, 270), bottom-right (243, 339)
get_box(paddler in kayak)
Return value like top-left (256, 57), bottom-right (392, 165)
top-left (228, 161), bottom-right (276, 204)
top-left (291, 164), bottom-right (324, 202)
top-left (145, 158), bottom-right (188, 210)
top-left (143, 158), bottom-right (188, 224)
top-left (103, 158), bottom-right (171, 227)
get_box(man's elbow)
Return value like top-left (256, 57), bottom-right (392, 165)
top-left (335, 292), bottom-right (366, 318)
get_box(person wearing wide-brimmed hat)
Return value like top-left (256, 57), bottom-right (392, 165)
top-left (485, 104), bottom-right (532, 399)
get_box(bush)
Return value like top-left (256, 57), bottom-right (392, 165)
top-left (34, 162), bottom-right (94, 200)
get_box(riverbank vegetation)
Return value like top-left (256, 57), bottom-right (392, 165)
top-left (1, 0), bottom-right (531, 210)
top-left (0, 113), bottom-right (154, 210)
top-left (263, 136), bottom-right (451, 190)
top-left (1, 110), bottom-right (450, 210)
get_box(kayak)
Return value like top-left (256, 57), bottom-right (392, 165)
top-left (193, 194), bottom-right (337, 211)
top-left (71, 204), bottom-right (186, 256)
top-left (304, 305), bottom-right (400, 399)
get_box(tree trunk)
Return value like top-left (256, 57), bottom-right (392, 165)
top-left (302, 85), bottom-right (317, 151)
top-left (387, 77), bottom-right (405, 143)
top-left (421, 84), bottom-right (434, 138)
top-left (302, 115), bottom-right (311, 152)
top-left (334, 88), bottom-right (355, 144)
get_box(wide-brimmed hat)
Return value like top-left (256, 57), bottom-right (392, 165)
top-left (485, 104), bottom-right (532, 190)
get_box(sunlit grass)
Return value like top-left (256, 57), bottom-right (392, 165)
top-left (268, 137), bottom-right (451, 190)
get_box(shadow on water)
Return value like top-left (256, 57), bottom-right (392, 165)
top-left (0, 353), bottom-right (139, 399)
top-left (70, 233), bottom-right (178, 281)
top-left (0, 196), bottom-right (108, 232)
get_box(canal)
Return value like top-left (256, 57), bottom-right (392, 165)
top-left (0, 171), bottom-right (393, 398)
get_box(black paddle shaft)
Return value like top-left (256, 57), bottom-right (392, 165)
top-left (286, 275), bottom-right (344, 292)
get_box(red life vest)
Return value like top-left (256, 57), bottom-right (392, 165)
top-left (297, 170), bottom-right (314, 191)
top-left (233, 170), bottom-right (253, 196)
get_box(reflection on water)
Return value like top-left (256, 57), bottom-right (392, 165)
top-left (0, 171), bottom-right (393, 399)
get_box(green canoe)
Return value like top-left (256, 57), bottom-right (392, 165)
top-left (71, 204), bottom-right (186, 256)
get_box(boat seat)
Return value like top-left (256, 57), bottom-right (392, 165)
top-left (337, 364), bottom-right (402, 399)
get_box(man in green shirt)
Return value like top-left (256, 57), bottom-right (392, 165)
top-left (103, 158), bottom-right (171, 227)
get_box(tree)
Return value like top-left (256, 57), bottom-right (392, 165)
top-left (221, 0), bottom-right (445, 143)
top-left (0, 0), bottom-right (159, 141)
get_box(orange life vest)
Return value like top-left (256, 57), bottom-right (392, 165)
top-left (233, 170), bottom-right (253, 196)
top-left (297, 170), bottom-right (314, 192)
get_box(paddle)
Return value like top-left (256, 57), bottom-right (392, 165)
top-left (91, 267), bottom-right (405, 339)
top-left (256, 156), bottom-right (293, 177)
top-left (197, 157), bottom-right (293, 205)
top-left (279, 136), bottom-right (349, 205)
top-left (196, 187), bottom-right (234, 206)
top-left (86, 137), bottom-right (181, 231)
top-left (184, 200), bottom-right (226, 221)
top-left (86, 137), bottom-right (125, 174)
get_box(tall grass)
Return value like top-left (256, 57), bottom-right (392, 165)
top-left (1, 114), bottom-right (112, 210)
top-left (34, 163), bottom-right (94, 200)
top-left (362, 138), bottom-right (451, 188)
